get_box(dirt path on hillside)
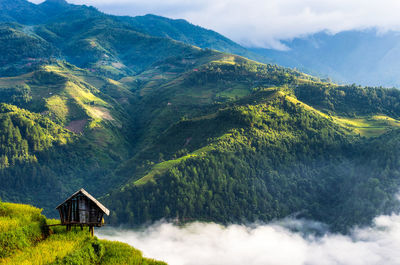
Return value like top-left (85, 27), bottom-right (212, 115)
top-left (65, 119), bottom-right (87, 133)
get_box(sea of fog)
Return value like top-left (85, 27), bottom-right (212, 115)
top-left (96, 214), bottom-right (400, 265)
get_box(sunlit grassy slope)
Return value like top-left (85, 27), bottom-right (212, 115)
top-left (0, 62), bottom-right (134, 217)
top-left (284, 91), bottom-right (400, 137)
top-left (0, 201), bottom-right (166, 265)
top-left (0, 62), bottom-right (130, 128)
top-left (331, 115), bottom-right (400, 137)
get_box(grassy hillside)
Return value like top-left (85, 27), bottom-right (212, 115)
top-left (0, 62), bottom-right (135, 217)
top-left (32, 15), bottom-right (206, 79)
top-left (0, 200), bottom-right (166, 264)
top-left (125, 55), bottom-right (315, 151)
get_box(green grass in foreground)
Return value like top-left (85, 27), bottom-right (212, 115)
top-left (0, 201), bottom-right (167, 265)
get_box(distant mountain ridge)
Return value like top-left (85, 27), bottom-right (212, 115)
top-left (0, 0), bottom-right (267, 64)
top-left (3, 0), bottom-right (400, 88)
top-left (250, 29), bottom-right (400, 87)
top-left (118, 14), bottom-right (268, 62)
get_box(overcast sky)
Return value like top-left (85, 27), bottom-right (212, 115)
top-left (29, 0), bottom-right (400, 49)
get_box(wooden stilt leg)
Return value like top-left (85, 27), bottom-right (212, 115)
top-left (80, 224), bottom-right (83, 231)
top-left (89, 225), bottom-right (94, 237)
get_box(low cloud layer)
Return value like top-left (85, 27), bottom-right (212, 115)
top-left (29, 0), bottom-right (400, 49)
top-left (97, 214), bottom-right (400, 265)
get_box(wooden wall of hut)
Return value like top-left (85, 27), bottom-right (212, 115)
top-left (58, 193), bottom-right (104, 226)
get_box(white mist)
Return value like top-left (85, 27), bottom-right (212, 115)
top-left (96, 214), bottom-right (400, 265)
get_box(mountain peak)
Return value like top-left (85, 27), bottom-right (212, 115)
top-left (43, 0), bottom-right (68, 5)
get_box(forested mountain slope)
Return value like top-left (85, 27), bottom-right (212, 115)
top-left (116, 14), bottom-right (269, 63)
top-left (0, 0), bottom-right (268, 71)
top-left (0, 61), bottom-right (135, 215)
top-left (0, 0), bottom-right (400, 233)
top-left (104, 57), bottom-right (400, 231)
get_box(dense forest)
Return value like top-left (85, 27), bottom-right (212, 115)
top-left (105, 86), bottom-right (400, 232)
top-left (0, 0), bottom-right (400, 233)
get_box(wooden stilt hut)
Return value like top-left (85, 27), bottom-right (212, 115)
top-left (56, 188), bottom-right (110, 236)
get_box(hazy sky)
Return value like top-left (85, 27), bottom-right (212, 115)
top-left (28, 0), bottom-right (400, 49)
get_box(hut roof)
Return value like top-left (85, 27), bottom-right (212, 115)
top-left (56, 188), bottom-right (110, 216)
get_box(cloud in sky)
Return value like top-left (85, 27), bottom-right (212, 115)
top-left (97, 214), bottom-right (400, 265)
top-left (29, 0), bottom-right (400, 49)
